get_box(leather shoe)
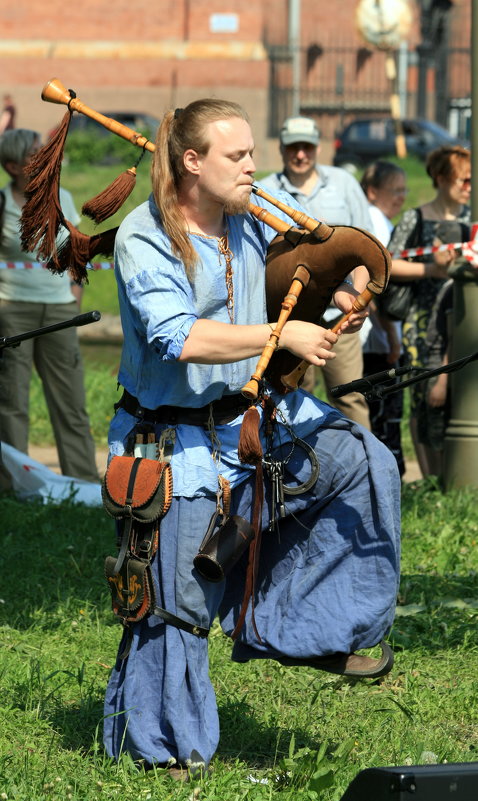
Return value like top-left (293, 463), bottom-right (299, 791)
top-left (232, 639), bottom-right (393, 679)
top-left (277, 640), bottom-right (394, 678)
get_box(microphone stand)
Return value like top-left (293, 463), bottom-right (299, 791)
top-left (0, 310), bottom-right (101, 354)
top-left (330, 351), bottom-right (478, 401)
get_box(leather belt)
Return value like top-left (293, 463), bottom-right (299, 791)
top-left (116, 388), bottom-right (253, 427)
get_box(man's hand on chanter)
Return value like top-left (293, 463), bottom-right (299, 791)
top-left (332, 283), bottom-right (369, 334)
top-left (280, 320), bottom-right (337, 367)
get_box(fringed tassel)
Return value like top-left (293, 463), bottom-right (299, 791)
top-left (231, 461), bottom-right (264, 642)
top-left (47, 222), bottom-right (118, 283)
top-left (20, 109), bottom-right (73, 257)
top-left (81, 166), bottom-right (137, 224)
top-left (238, 406), bottom-right (263, 466)
top-left (232, 404), bottom-right (265, 641)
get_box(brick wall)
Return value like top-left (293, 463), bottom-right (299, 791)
top-left (0, 0), bottom-right (470, 171)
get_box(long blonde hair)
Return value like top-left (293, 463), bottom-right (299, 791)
top-left (151, 99), bottom-right (249, 277)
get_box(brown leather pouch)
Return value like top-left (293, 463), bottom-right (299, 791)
top-left (102, 455), bottom-right (172, 523)
top-left (102, 456), bottom-right (173, 624)
top-left (105, 555), bottom-right (155, 623)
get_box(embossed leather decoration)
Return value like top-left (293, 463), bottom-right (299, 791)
top-left (104, 555), bottom-right (154, 623)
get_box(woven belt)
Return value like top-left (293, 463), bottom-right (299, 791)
top-left (116, 388), bottom-right (253, 426)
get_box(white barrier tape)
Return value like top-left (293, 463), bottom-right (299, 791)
top-left (0, 261), bottom-right (114, 269)
top-left (389, 240), bottom-right (475, 259)
top-left (390, 240), bottom-right (478, 268)
top-left (2, 241), bottom-right (478, 270)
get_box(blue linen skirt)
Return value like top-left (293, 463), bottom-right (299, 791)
top-left (103, 415), bottom-right (400, 767)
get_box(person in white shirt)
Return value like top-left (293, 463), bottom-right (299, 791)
top-left (0, 128), bottom-right (98, 489)
top-left (360, 160), bottom-right (408, 476)
top-left (260, 116), bottom-right (373, 429)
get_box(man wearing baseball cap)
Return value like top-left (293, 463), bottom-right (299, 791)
top-left (260, 116), bottom-right (372, 429)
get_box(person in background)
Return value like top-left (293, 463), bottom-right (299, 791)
top-left (386, 145), bottom-right (471, 478)
top-left (0, 128), bottom-right (99, 490)
top-left (360, 160), bottom-right (407, 476)
top-left (260, 116), bottom-right (373, 429)
top-left (0, 95), bottom-right (16, 134)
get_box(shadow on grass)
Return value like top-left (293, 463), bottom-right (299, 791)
top-left (217, 696), bottom-right (330, 766)
top-left (48, 698), bottom-right (106, 753)
top-left (43, 693), bottom-right (328, 766)
top-left (393, 572), bottom-right (478, 653)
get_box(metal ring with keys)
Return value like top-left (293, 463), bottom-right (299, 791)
top-left (281, 436), bottom-right (320, 496)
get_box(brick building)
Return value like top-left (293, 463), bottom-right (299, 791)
top-left (0, 0), bottom-right (471, 171)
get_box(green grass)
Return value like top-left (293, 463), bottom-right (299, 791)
top-left (1, 484), bottom-right (478, 799)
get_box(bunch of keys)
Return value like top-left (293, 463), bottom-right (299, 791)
top-left (264, 457), bottom-right (286, 532)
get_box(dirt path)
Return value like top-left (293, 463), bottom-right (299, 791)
top-left (28, 444), bottom-right (422, 483)
top-left (29, 445), bottom-right (110, 478)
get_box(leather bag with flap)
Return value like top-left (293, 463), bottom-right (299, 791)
top-left (102, 455), bottom-right (173, 623)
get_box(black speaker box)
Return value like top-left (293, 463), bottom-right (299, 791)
top-left (340, 762), bottom-right (478, 800)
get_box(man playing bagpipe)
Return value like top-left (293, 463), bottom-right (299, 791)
top-left (21, 89), bottom-right (400, 779)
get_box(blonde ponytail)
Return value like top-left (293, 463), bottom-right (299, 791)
top-left (151, 99), bottom-right (249, 278)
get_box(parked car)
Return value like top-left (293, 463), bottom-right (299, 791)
top-left (333, 117), bottom-right (470, 173)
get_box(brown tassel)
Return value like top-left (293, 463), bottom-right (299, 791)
top-left (47, 223), bottom-right (118, 283)
top-left (231, 461), bottom-right (264, 642)
top-left (234, 405), bottom-right (264, 640)
top-left (81, 167), bottom-right (137, 224)
top-left (20, 109), bottom-right (73, 257)
top-left (238, 406), bottom-right (263, 466)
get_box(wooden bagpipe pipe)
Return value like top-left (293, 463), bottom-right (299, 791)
top-left (21, 78), bottom-right (391, 399)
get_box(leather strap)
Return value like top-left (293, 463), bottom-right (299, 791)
top-left (118, 606), bottom-right (209, 660)
top-left (112, 456), bottom-right (142, 574)
top-left (116, 388), bottom-right (252, 426)
top-left (153, 606), bottom-right (209, 638)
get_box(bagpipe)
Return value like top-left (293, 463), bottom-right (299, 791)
top-left (20, 78), bottom-right (391, 400)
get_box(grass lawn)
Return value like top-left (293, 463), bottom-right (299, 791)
top-left (1, 482), bottom-right (478, 800)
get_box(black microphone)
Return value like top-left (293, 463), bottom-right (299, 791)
top-left (330, 364), bottom-right (415, 398)
top-left (71, 310), bottom-right (102, 326)
top-left (0, 310), bottom-right (102, 351)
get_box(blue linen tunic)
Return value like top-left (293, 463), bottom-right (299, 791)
top-left (103, 191), bottom-right (401, 769)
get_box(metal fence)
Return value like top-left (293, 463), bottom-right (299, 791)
top-left (268, 43), bottom-right (471, 140)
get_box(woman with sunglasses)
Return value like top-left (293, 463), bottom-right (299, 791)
top-left (386, 145), bottom-right (471, 478)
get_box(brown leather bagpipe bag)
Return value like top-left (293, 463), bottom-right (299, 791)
top-left (263, 224), bottom-right (390, 392)
top-left (102, 456), bottom-right (173, 623)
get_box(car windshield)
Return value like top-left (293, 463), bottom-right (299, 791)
top-left (346, 120), bottom-right (388, 142)
top-left (417, 120), bottom-right (457, 142)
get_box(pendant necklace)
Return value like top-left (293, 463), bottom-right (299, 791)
top-left (217, 231), bottom-right (235, 323)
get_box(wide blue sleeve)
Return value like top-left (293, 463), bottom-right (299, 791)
top-left (114, 210), bottom-right (198, 361)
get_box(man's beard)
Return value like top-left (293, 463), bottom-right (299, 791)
top-left (223, 193), bottom-right (251, 215)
